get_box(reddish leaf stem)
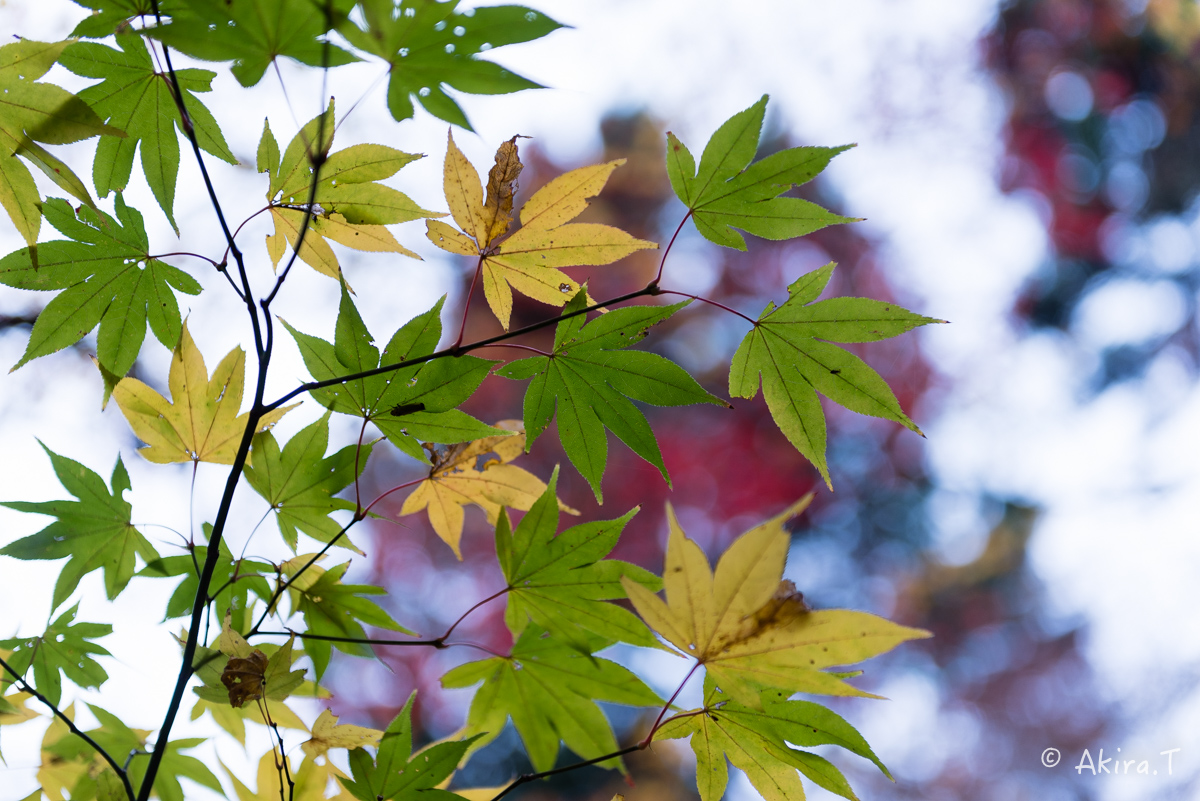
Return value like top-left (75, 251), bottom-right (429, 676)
top-left (652, 209), bottom-right (693, 286)
top-left (454, 257), bottom-right (485, 349)
top-left (656, 289), bottom-right (756, 323)
top-left (438, 586), bottom-right (511, 642)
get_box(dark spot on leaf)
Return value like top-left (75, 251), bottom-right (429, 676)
top-left (390, 402), bottom-right (426, 417)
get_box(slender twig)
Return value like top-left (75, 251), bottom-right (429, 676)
top-left (652, 209), bottom-right (692, 286)
top-left (261, 0), bottom-right (335, 310)
top-left (0, 655), bottom-right (137, 801)
top-left (334, 68), bottom-right (391, 135)
top-left (149, 251), bottom-right (222, 268)
top-left (266, 285), bottom-right (659, 412)
top-left (225, 207), bottom-right (272, 258)
top-left (438, 586), bottom-right (510, 642)
top-left (489, 744), bottom-right (643, 801)
top-left (138, 8), bottom-right (273, 793)
top-left (487, 655), bottom-right (705, 799)
top-left (474, 342), bottom-right (550, 356)
top-left (353, 416), bottom-right (369, 511)
top-left (147, 1), bottom-right (265, 364)
top-left (360, 476), bottom-right (425, 517)
top-left (453, 257), bottom-right (484, 349)
top-left (656, 289), bottom-right (756, 323)
top-left (255, 630), bottom-right (445, 648)
top-left (248, 519), bottom-right (357, 635)
top-left (273, 61), bottom-right (302, 131)
top-left (642, 660), bottom-right (700, 746)
top-left (122, 749), bottom-right (148, 772)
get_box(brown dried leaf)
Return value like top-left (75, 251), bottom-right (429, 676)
top-left (221, 650), bottom-right (268, 708)
top-left (480, 136), bottom-right (524, 248)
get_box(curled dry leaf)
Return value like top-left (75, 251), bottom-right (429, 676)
top-left (220, 650), bottom-right (268, 708)
top-left (401, 420), bottom-right (578, 558)
top-left (427, 132), bottom-right (656, 328)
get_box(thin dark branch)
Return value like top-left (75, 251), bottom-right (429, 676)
top-left (261, 0), bottom-right (335, 311)
top-left (255, 630), bottom-right (444, 647)
top-left (266, 285), bottom-right (659, 412)
top-left (248, 518), bottom-right (357, 636)
top-left (137, 5), bottom-right (273, 794)
top-left (489, 743), bottom-right (644, 800)
top-left (0, 655), bottom-right (137, 801)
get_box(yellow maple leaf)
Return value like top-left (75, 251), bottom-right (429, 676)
top-left (37, 704), bottom-right (90, 801)
top-left (301, 709), bottom-right (383, 759)
top-left (112, 321), bottom-right (297, 464)
top-left (267, 208), bottom-right (419, 281)
top-left (400, 420), bottom-right (578, 558)
top-left (0, 692), bottom-right (37, 723)
top-left (622, 496), bottom-right (930, 706)
top-left (224, 750), bottom-right (347, 801)
top-left (427, 132), bottom-right (657, 328)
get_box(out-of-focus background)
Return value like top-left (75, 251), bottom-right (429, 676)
top-left (2, 0), bottom-right (1199, 799)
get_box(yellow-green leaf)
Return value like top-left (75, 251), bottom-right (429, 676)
top-left (112, 321), bottom-right (297, 464)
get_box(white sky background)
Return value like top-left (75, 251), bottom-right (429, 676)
top-left (1, 0), bottom-right (1198, 799)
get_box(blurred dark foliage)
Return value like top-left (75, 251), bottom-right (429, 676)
top-left (991, 0), bottom-right (1200, 388)
top-left (329, 98), bottom-right (1116, 799)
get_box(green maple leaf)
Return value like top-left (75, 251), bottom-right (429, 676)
top-left (340, 0), bottom-right (563, 129)
top-left (495, 291), bottom-right (725, 501)
top-left (666, 94), bottom-right (855, 250)
top-left (283, 284), bottom-right (502, 463)
top-left (0, 39), bottom-right (121, 248)
top-left (59, 34), bottom-right (237, 232)
top-left (729, 262), bottom-right (943, 486)
top-left (495, 472), bottom-right (661, 650)
top-left (280, 557), bottom-right (414, 678)
top-left (340, 691), bottom-right (478, 801)
top-left (243, 411), bottom-right (374, 552)
top-left (0, 195), bottom-right (202, 376)
top-left (442, 625), bottom-right (662, 773)
top-left (67, 0), bottom-right (178, 38)
top-left (0, 604), bottom-right (111, 706)
top-left (0, 443), bottom-right (157, 611)
top-left (139, 523), bottom-right (272, 634)
top-left (150, 0), bottom-right (358, 87)
top-left (656, 680), bottom-right (892, 801)
top-left (45, 705), bottom-right (222, 801)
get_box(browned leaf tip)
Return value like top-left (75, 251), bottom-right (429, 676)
top-left (481, 136), bottom-right (524, 246)
top-left (753, 579), bottom-right (811, 628)
top-left (220, 649), bottom-right (269, 708)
